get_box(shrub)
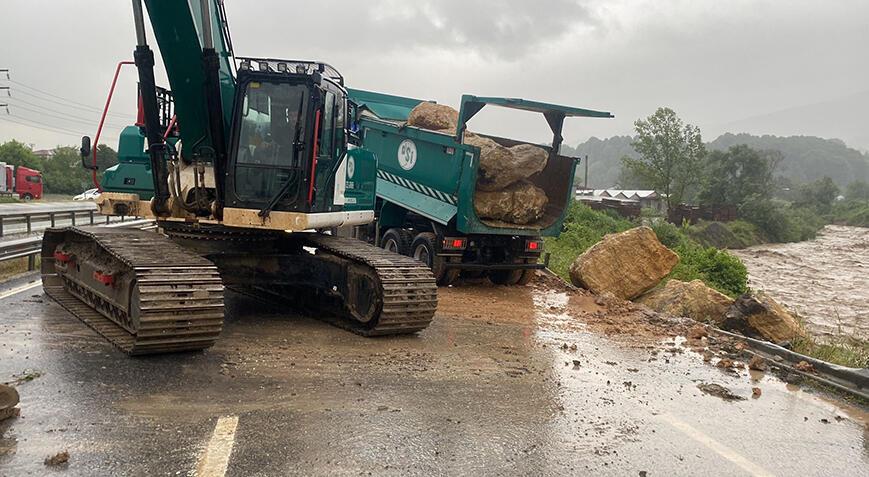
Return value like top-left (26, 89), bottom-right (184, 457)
top-left (667, 243), bottom-right (748, 298)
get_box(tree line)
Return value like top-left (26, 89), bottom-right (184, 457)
top-left (619, 107), bottom-right (869, 238)
top-left (0, 140), bottom-right (118, 195)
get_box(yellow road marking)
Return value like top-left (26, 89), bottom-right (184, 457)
top-left (662, 414), bottom-right (774, 477)
top-left (0, 281), bottom-right (41, 300)
top-left (196, 415), bottom-right (239, 477)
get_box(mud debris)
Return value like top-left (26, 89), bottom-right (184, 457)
top-left (795, 361), bottom-right (816, 373)
top-left (697, 383), bottom-right (746, 401)
top-left (752, 387), bottom-right (762, 398)
top-left (748, 355), bottom-right (767, 371)
top-left (44, 451), bottom-right (69, 466)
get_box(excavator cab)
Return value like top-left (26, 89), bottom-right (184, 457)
top-left (225, 58), bottom-right (347, 216)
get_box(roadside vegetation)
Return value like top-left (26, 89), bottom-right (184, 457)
top-left (0, 139), bottom-right (118, 195)
top-left (546, 202), bottom-right (748, 298)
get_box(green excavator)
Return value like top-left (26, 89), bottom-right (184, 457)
top-left (40, 0), bottom-right (437, 355)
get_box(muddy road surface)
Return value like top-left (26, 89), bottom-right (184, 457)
top-left (733, 225), bottom-right (869, 341)
top-left (1, 274), bottom-right (867, 476)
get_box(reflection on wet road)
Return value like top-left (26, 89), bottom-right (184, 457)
top-left (0, 277), bottom-right (866, 476)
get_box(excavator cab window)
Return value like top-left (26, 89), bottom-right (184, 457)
top-left (232, 81), bottom-right (309, 203)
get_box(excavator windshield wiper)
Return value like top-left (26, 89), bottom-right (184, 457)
top-left (258, 100), bottom-right (306, 218)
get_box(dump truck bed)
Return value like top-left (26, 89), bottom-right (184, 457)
top-left (349, 89), bottom-right (599, 237)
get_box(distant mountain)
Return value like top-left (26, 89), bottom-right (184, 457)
top-left (720, 90), bottom-right (869, 154)
top-left (562, 136), bottom-right (637, 188)
top-left (565, 133), bottom-right (869, 189)
top-left (707, 134), bottom-right (869, 188)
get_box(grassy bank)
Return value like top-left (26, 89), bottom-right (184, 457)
top-left (546, 203), bottom-right (748, 297)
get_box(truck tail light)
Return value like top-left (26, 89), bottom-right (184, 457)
top-left (525, 239), bottom-right (543, 252)
top-left (442, 237), bottom-right (467, 251)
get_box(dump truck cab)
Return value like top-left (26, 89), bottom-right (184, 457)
top-left (348, 89), bottom-right (613, 285)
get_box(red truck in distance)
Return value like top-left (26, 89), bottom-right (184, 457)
top-left (0, 162), bottom-right (43, 200)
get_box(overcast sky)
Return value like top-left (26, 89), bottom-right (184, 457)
top-left (1, 0), bottom-right (867, 151)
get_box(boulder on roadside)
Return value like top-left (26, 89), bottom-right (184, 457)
top-left (474, 180), bottom-right (549, 225)
top-left (637, 279), bottom-right (734, 325)
top-left (407, 102), bottom-right (459, 131)
top-left (721, 293), bottom-right (807, 344)
top-left (569, 226), bottom-right (679, 300)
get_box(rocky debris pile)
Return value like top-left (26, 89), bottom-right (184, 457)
top-left (473, 181), bottom-right (549, 225)
top-left (406, 101), bottom-right (549, 225)
top-left (407, 102), bottom-right (459, 131)
top-left (44, 451), bottom-right (70, 467)
top-left (721, 293), bottom-right (807, 344)
top-left (697, 382), bottom-right (745, 401)
top-left (569, 226), bottom-right (679, 300)
top-left (0, 384), bottom-right (19, 422)
top-left (637, 279), bottom-right (733, 325)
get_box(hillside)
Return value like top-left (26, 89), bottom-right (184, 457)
top-left (565, 133), bottom-right (869, 189)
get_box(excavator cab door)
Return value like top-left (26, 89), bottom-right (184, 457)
top-left (225, 74), bottom-right (315, 212)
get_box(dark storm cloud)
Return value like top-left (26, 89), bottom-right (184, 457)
top-left (227, 0), bottom-right (596, 60)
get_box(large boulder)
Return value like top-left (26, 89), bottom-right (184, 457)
top-left (569, 226), bottom-right (679, 300)
top-left (474, 181), bottom-right (548, 225)
top-left (407, 102), bottom-right (459, 131)
top-left (722, 293), bottom-right (807, 344)
top-left (466, 134), bottom-right (548, 191)
top-left (637, 279), bottom-right (734, 325)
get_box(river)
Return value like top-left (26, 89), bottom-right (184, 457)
top-left (732, 225), bottom-right (869, 342)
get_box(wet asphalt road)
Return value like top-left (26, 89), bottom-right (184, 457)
top-left (0, 275), bottom-right (867, 476)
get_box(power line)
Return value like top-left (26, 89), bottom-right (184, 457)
top-left (8, 87), bottom-right (132, 120)
top-left (1, 115), bottom-right (87, 138)
top-left (7, 97), bottom-right (129, 129)
top-left (5, 79), bottom-right (133, 119)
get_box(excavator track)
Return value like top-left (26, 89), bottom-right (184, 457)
top-left (234, 234), bottom-right (438, 336)
top-left (162, 222), bottom-right (438, 337)
top-left (41, 227), bottom-right (224, 355)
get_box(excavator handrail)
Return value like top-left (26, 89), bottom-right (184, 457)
top-left (92, 61), bottom-right (135, 191)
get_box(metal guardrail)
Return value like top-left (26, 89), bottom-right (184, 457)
top-left (0, 205), bottom-right (124, 237)
top-left (0, 219), bottom-right (155, 271)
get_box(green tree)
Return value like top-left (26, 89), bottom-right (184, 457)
top-left (0, 140), bottom-right (43, 170)
top-left (845, 180), bottom-right (869, 201)
top-left (795, 177), bottom-right (840, 213)
top-left (697, 145), bottom-right (780, 207)
top-left (621, 107), bottom-right (706, 210)
top-left (41, 147), bottom-right (90, 195)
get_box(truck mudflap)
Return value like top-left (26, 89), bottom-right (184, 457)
top-left (440, 253), bottom-right (549, 271)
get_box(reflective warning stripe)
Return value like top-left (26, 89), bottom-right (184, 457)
top-left (377, 170), bottom-right (458, 205)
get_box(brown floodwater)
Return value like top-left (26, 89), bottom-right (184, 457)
top-left (732, 225), bottom-right (869, 341)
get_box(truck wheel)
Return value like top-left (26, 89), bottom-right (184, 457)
top-left (411, 232), bottom-right (446, 283)
top-left (22, 193), bottom-right (33, 201)
top-left (381, 228), bottom-right (412, 256)
top-left (489, 269), bottom-right (523, 286)
top-left (516, 259), bottom-right (538, 285)
top-left (516, 269), bottom-right (536, 285)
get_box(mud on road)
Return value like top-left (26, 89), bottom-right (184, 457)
top-left (0, 274), bottom-right (867, 476)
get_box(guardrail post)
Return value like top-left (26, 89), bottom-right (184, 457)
top-left (0, 217), bottom-right (4, 237)
top-left (105, 215), bottom-right (110, 224)
top-left (50, 212), bottom-right (56, 228)
top-left (28, 254), bottom-right (35, 271)
top-left (71, 212), bottom-right (76, 226)
top-left (89, 210), bottom-right (94, 225)
top-left (26, 215), bottom-right (32, 233)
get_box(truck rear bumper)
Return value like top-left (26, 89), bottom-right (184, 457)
top-left (441, 253), bottom-right (549, 271)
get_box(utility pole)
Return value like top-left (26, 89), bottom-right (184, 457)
top-left (584, 154), bottom-right (589, 189)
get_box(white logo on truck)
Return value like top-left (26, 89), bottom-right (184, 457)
top-left (397, 139), bottom-right (417, 171)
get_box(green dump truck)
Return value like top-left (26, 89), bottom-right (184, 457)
top-left (347, 89), bottom-right (613, 285)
